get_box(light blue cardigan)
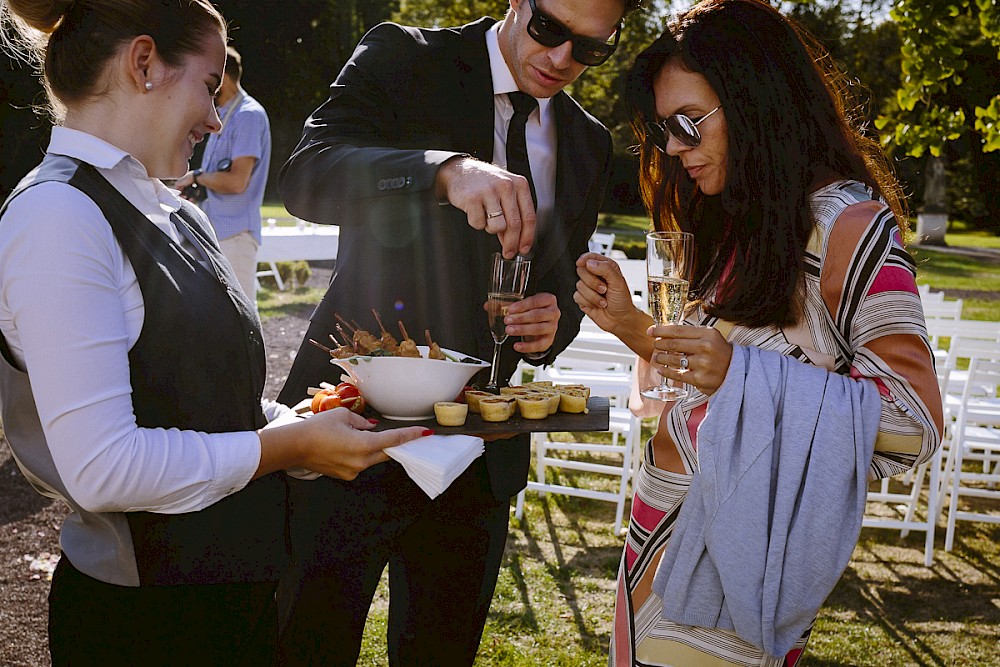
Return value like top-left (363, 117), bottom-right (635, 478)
top-left (652, 344), bottom-right (881, 658)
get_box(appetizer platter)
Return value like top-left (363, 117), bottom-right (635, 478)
top-left (302, 312), bottom-right (611, 435)
top-left (298, 391), bottom-right (610, 436)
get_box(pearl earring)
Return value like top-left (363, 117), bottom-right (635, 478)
top-left (144, 82), bottom-right (153, 91)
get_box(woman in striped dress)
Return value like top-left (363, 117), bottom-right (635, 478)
top-left (574, 1), bottom-right (943, 664)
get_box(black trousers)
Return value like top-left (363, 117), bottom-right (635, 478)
top-left (48, 555), bottom-right (279, 666)
top-left (276, 457), bottom-right (510, 666)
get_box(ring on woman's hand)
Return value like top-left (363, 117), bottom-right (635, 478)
top-left (678, 353), bottom-right (689, 370)
top-left (486, 209), bottom-right (504, 219)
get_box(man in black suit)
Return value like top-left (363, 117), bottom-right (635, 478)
top-left (276, 0), bottom-right (642, 663)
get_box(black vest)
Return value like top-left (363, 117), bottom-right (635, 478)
top-left (1, 158), bottom-right (288, 585)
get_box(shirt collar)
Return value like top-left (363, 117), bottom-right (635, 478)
top-left (216, 87), bottom-right (244, 117)
top-left (486, 23), bottom-right (552, 120)
top-left (48, 126), bottom-right (130, 171)
top-left (47, 126), bottom-right (183, 211)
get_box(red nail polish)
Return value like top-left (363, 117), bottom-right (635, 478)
top-left (368, 418), bottom-right (379, 424)
top-left (421, 429), bottom-right (435, 437)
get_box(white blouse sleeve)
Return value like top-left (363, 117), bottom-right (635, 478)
top-left (0, 182), bottom-right (261, 514)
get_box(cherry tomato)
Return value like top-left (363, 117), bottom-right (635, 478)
top-left (310, 389), bottom-right (333, 414)
top-left (331, 381), bottom-right (365, 414)
top-left (317, 393), bottom-right (343, 412)
top-left (335, 382), bottom-right (361, 400)
top-left (340, 394), bottom-right (366, 414)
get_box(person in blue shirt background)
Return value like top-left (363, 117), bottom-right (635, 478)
top-left (177, 45), bottom-right (271, 305)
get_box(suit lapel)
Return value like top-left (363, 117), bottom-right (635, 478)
top-left (454, 19), bottom-right (498, 164)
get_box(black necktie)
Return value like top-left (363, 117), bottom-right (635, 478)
top-left (506, 91), bottom-right (539, 209)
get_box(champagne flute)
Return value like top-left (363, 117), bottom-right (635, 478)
top-left (485, 252), bottom-right (531, 393)
top-left (642, 231), bottom-right (693, 401)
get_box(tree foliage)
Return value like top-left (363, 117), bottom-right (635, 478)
top-left (395, 0), bottom-right (510, 25)
top-left (877, 0), bottom-right (1000, 157)
top-left (214, 0), bottom-right (399, 192)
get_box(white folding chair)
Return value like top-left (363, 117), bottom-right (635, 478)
top-left (938, 329), bottom-right (1000, 414)
top-left (514, 338), bottom-right (639, 534)
top-left (615, 258), bottom-right (649, 307)
top-left (862, 366), bottom-right (950, 566)
top-left (942, 356), bottom-right (1000, 551)
top-left (588, 231), bottom-right (616, 256)
top-left (921, 297), bottom-right (963, 324)
top-left (918, 284), bottom-right (946, 302)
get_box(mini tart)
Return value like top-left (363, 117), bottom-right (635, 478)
top-left (515, 393), bottom-right (550, 420)
top-left (464, 390), bottom-right (494, 414)
top-left (522, 380), bottom-right (553, 388)
top-left (499, 386), bottom-right (531, 397)
top-left (536, 390), bottom-right (561, 415)
top-left (434, 401), bottom-right (468, 427)
top-left (480, 396), bottom-right (516, 422)
top-left (556, 383), bottom-right (591, 399)
top-left (557, 388), bottom-right (589, 414)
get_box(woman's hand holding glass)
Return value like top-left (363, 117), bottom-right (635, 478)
top-left (647, 323), bottom-right (733, 397)
top-left (643, 232), bottom-right (693, 400)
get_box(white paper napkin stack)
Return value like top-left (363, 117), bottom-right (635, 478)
top-left (385, 434), bottom-right (485, 499)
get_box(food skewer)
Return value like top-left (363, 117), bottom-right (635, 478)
top-left (308, 338), bottom-right (334, 354)
top-left (335, 313), bottom-right (357, 334)
top-left (396, 320), bottom-right (420, 357)
top-left (424, 329), bottom-right (445, 360)
top-left (326, 332), bottom-right (354, 358)
top-left (372, 309), bottom-right (399, 353)
top-left (335, 324), bottom-right (357, 354)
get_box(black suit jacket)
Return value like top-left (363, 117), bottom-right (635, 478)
top-left (278, 18), bottom-right (612, 499)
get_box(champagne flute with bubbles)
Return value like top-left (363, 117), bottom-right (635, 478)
top-left (642, 231), bottom-right (693, 401)
top-left (485, 252), bottom-right (531, 393)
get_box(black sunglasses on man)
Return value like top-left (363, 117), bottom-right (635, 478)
top-left (526, 0), bottom-right (621, 66)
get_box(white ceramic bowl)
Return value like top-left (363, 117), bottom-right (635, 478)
top-left (331, 346), bottom-right (489, 420)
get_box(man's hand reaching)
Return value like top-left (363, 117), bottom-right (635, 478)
top-left (435, 156), bottom-right (536, 259)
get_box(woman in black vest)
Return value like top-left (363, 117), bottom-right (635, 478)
top-left (0, 1), bottom-right (428, 664)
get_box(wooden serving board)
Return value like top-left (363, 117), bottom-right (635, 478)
top-left (368, 396), bottom-right (610, 435)
top-left (290, 397), bottom-right (610, 435)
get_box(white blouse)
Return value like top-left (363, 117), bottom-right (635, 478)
top-left (0, 127), bottom-right (260, 514)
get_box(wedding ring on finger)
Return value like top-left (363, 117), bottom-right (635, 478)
top-left (678, 353), bottom-right (689, 371)
top-left (486, 209), bottom-right (504, 219)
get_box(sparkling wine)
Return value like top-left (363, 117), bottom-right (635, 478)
top-left (648, 276), bottom-right (689, 325)
top-left (487, 291), bottom-right (520, 343)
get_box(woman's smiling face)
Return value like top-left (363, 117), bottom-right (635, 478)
top-left (653, 61), bottom-right (728, 196)
top-left (143, 32), bottom-right (225, 178)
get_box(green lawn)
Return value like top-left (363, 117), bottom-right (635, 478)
top-left (261, 202), bottom-right (294, 222)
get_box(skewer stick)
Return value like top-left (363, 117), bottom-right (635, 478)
top-left (424, 329), bottom-right (435, 347)
top-left (335, 313), bottom-right (357, 333)
top-left (372, 309), bottom-right (390, 336)
top-left (398, 320), bottom-right (411, 342)
top-left (336, 324), bottom-right (357, 353)
top-left (308, 338), bottom-right (334, 355)
top-left (329, 332), bottom-right (344, 346)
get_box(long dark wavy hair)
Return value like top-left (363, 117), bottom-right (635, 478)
top-left (626, 0), bottom-right (908, 327)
